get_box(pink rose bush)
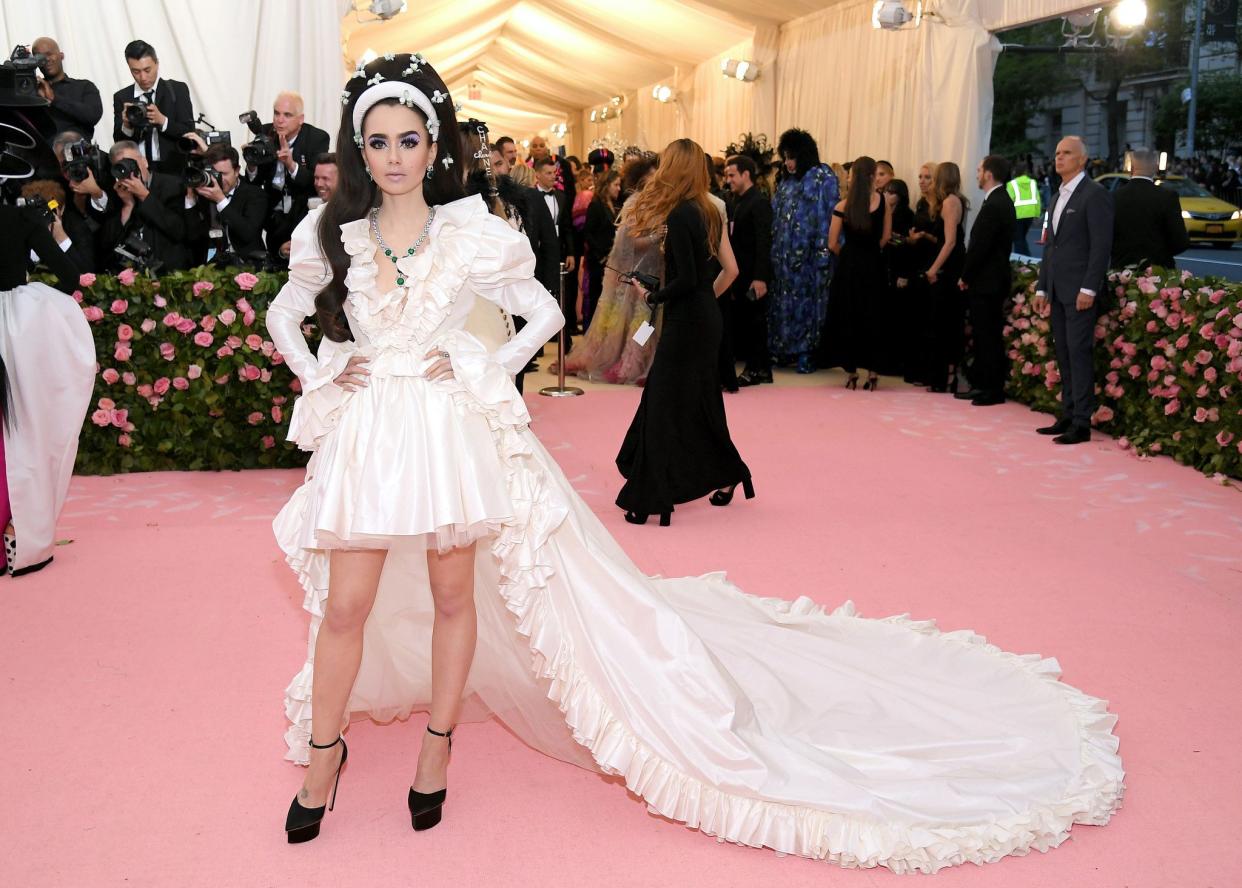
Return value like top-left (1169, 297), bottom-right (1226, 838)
top-left (1009, 264), bottom-right (1242, 478)
top-left (41, 265), bottom-right (308, 473)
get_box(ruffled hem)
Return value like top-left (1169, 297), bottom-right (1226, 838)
top-left (279, 332), bottom-right (1124, 874)
top-left (285, 345), bottom-right (358, 451)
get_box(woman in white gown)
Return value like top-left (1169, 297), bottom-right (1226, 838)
top-left (266, 55), bottom-right (1123, 870)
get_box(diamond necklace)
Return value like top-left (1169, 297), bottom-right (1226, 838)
top-left (370, 206), bottom-right (436, 287)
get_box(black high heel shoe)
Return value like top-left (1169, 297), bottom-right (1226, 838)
top-left (863, 374), bottom-right (879, 391)
top-left (624, 510), bottom-right (671, 526)
top-left (409, 725), bottom-right (453, 831)
top-left (709, 478), bottom-right (755, 507)
top-left (286, 735), bottom-right (348, 844)
top-left (845, 374), bottom-right (859, 390)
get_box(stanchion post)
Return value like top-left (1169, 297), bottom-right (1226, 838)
top-left (539, 262), bottom-right (584, 398)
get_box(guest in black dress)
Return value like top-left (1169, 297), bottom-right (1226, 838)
top-left (921, 162), bottom-right (967, 392)
top-left (882, 179), bottom-right (916, 377)
top-left (616, 139), bottom-right (751, 527)
top-left (583, 170), bottom-right (620, 328)
top-left (905, 163), bottom-right (940, 385)
top-left (826, 156), bottom-right (892, 391)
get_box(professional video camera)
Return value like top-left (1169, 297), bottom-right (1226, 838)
top-left (3, 45), bottom-right (45, 100)
top-left (63, 139), bottom-right (112, 188)
top-left (111, 156), bottom-right (141, 181)
top-left (238, 110), bottom-right (277, 166)
top-left (184, 155), bottom-right (223, 190)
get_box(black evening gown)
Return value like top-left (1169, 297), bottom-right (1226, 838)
top-left (906, 198), bottom-right (939, 384)
top-left (826, 202), bottom-right (886, 375)
top-left (926, 210), bottom-right (967, 389)
top-left (616, 201), bottom-right (750, 516)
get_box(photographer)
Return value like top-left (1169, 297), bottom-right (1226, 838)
top-left (19, 178), bottom-right (95, 274)
top-left (111, 40), bottom-right (194, 174)
top-left (31, 37), bottom-right (102, 142)
top-left (312, 152), bottom-right (338, 205)
top-left (97, 140), bottom-right (192, 272)
top-left (245, 91), bottom-right (328, 264)
top-left (187, 144), bottom-right (266, 262)
top-left (51, 129), bottom-right (107, 267)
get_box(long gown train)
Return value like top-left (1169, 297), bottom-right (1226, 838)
top-left (269, 196), bottom-right (1123, 875)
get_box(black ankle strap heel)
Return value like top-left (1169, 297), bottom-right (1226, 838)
top-left (285, 735), bottom-right (348, 844)
top-left (409, 725), bottom-right (453, 832)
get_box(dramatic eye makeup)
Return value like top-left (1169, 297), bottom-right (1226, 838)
top-left (365, 131), bottom-right (422, 151)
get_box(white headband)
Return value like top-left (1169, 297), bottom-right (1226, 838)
top-left (350, 81), bottom-right (443, 143)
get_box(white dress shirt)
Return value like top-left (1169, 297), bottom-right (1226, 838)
top-left (539, 186), bottom-right (559, 235)
top-left (1037, 170), bottom-right (1095, 299)
top-left (122, 80), bottom-right (170, 161)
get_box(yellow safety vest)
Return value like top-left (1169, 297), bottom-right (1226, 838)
top-left (1007, 176), bottom-right (1042, 219)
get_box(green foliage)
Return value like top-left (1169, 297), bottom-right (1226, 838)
top-left (47, 266), bottom-right (316, 475)
top-left (1006, 263), bottom-right (1242, 479)
top-left (1155, 72), bottom-right (1242, 154)
top-left (991, 22), bottom-right (1075, 157)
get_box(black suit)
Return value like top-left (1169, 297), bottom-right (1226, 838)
top-left (1035, 175), bottom-right (1114, 429)
top-left (961, 186), bottom-right (1017, 398)
top-left (101, 171), bottom-right (194, 272)
top-left (1111, 177), bottom-right (1189, 269)
top-left (188, 179), bottom-right (269, 262)
top-left (112, 79), bottom-right (195, 173)
top-left (528, 185), bottom-right (573, 346)
top-left (728, 186), bottom-right (774, 373)
top-left (248, 123), bottom-right (331, 263)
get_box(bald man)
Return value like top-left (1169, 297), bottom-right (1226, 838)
top-left (32, 36), bottom-right (103, 142)
top-left (250, 91), bottom-right (330, 265)
top-left (1033, 136), bottom-right (1114, 445)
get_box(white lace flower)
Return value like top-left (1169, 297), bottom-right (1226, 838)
top-left (367, 73), bottom-right (386, 86)
top-left (383, 52), bottom-right (396, 61)
top-left (340, 89), bottom-right (352, 106)
top-left (441, 155), bottom-right (454, 169)
top-left (399, 89), bottom-right (413, 108)
top-left (430, 90), bottom-right (447, 104)
top-left (454, 102), bottom-right (463, 113)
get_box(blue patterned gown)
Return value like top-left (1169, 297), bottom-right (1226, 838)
top-left (768, 164), bottom-right (839, 360)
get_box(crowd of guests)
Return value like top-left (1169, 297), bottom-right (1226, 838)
top-left (15, 37), bottom-right (341, 276)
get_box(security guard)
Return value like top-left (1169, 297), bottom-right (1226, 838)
top-left (1006, 161), bottom-right (1042, 254)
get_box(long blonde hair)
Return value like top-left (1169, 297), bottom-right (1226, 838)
top-left (929, 161), bottom-right (963, 220)
top-left (625, 138), bottom-right (721, 257)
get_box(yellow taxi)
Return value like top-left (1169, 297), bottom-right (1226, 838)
top-left (1095, 173), bottom-right (1241, 249)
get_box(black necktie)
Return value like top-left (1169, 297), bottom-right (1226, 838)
top-left (142, 90), bottom-right (155, 161)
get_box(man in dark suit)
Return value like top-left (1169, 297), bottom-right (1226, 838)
top-left (247, 92), bottom-right (330, 266)
top-left (957, 154), bottom-right (1018, 406)
top-left (188, 144), bottom-right (268, 262)
top-left (725, 155), bottom-right (775, 387)
top-left (1033, 136), bottom-right (1115, 445)
top-left (1111, 148), bottom-right (1189, 269)
top-left (111, 40), bottom-right (195, 175)
top-left (531, 155), bottom-right (575, 349)
top-left (33, 37), bottom-right (102, 142)
top-left (98, 141), bottom-right (193, 272)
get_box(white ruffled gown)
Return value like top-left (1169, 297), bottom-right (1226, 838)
top-left (265, 196), bottom-right (1123, 874)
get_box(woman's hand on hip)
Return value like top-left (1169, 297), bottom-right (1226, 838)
top-left (424, 348), bottom-right (455, 382)
top-left (333, 355), bottom-right (371, 391)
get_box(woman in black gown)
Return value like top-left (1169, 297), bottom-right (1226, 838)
top-left (882, 179), bottom-right (916, 377)
top-left (921, 162), bottom-right (968, 393)
top-left (826, 156), bottom-right (892, 391)
top-left (905, 163), bottom-right (940, 385)
top-left (616, 139), bottom-right (750, 527)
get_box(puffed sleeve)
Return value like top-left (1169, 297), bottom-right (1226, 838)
top-left (265, 207), bottom-right (358, 450)
top-left (469, 213), bottom-right (565, 375)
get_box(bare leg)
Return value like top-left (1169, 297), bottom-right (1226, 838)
top-left (412, 542), bottom-right (477, 793)
top-left (299, 548), bottom-right (387, 808)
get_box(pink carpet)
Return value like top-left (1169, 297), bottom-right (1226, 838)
top-left (5, 383), bottom-right (1240, 887)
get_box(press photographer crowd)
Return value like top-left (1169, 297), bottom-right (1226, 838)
top-left (3, 38), bottom-right (338, 275)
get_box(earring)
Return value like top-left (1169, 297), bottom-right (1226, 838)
top-left (425, 163), bottom-right (434, 180)
top-left (365, 165), bottom-right (373, 179)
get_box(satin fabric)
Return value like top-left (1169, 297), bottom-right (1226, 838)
top-left (0, 282), bottom-right (96, 571)
top-left (266, 195), bottom-right (1123, 873)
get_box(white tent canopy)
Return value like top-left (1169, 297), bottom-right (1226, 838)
top-left (5, 0), bottom-right (1096, 190)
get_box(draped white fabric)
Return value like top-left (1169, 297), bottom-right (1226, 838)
top-left (0, 0), bottom-right (342, 151)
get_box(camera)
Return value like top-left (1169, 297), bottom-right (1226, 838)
top-left (180, 128), bottom-right (230, 152)
top-left (184, 156), bottom-right (223, 190)
top-left (4, 45), bottom-right (44, 100)
top-left (8, 44), bottom-right (45, 71)
top-left (124, 96), bottom-right (151, 134)
top-left (17, 195), bottom-right (57, 226)
top-left (111, 157), bottom-right (141, 181)
top-left (114, 230), bottom-right (162, 273)
top-left (63, 139), bottom-right (112, 188)
top-left (238, 110), bottom-right (277, 166)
